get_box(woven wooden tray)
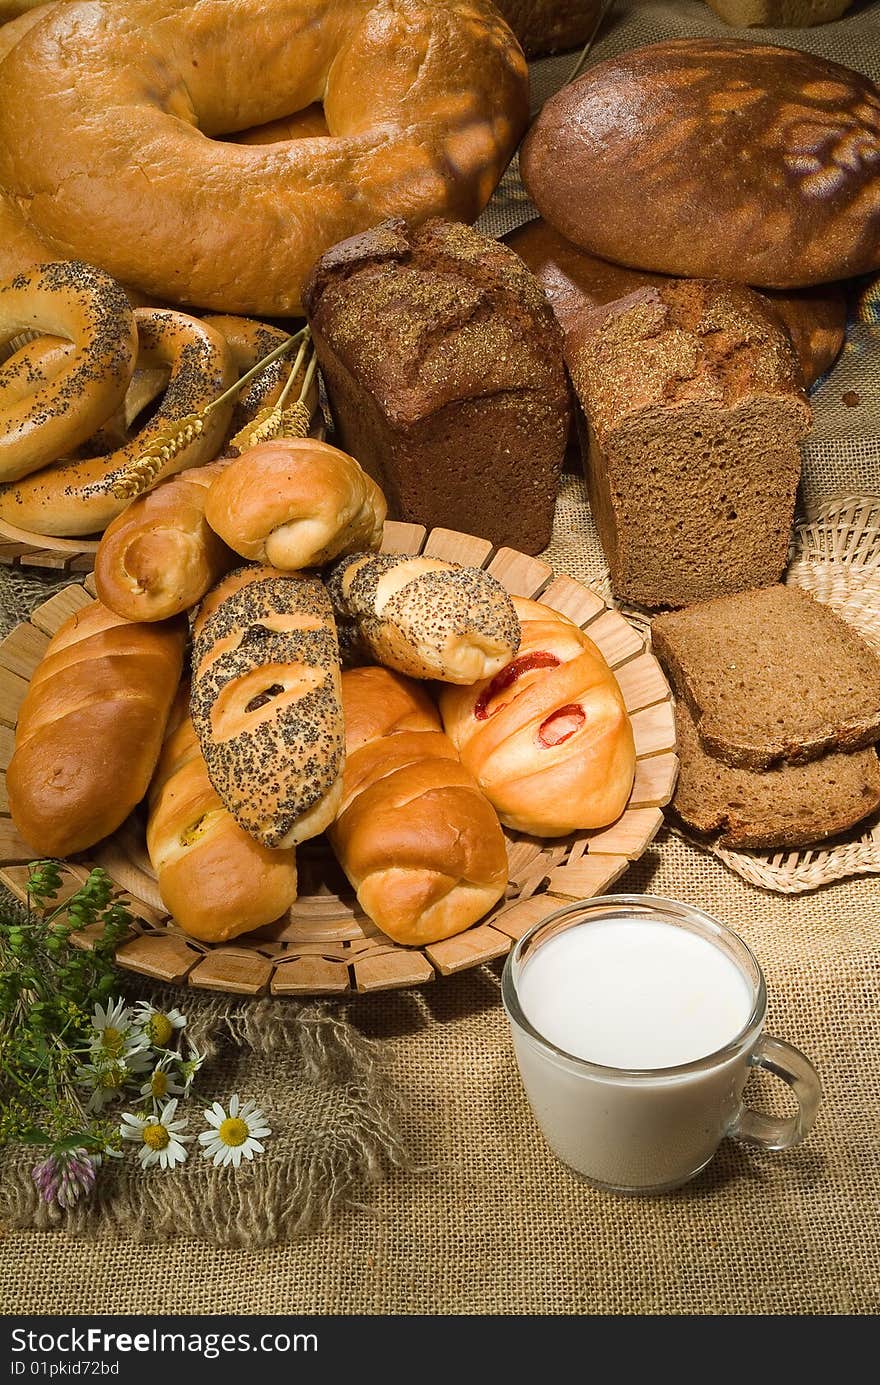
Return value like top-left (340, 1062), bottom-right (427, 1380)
top-left (0, 515), bottom-right (98, 572)
top-left (0, 522), bottom-right (677, 996)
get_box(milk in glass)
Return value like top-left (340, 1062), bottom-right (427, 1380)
top-left (512, 917), bottom-right (756, 1190)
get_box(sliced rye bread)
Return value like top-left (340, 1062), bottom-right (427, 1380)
top-left (671, 699), bottom-right (880, 850)
top-left (563, 279), bottom-right (811, 608)
top-left (651, 585), bottom-right (880, 770)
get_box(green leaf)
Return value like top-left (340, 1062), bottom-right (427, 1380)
top-left (52, 1132), bottom-right (95, 1153)
top-left (17, 1127), bottom-right (50, 1146)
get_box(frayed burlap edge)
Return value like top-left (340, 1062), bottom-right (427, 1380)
top-left (0, 577), bottom-right (413, 1247)
top-left (0, 983), bottom-right (412, 1248)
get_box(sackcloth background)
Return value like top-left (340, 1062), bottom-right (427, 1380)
top-left (2, 0), bottom-right (879, 1316)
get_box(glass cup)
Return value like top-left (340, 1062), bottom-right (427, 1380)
top-left (501, 895), bottom-right (822, 1194)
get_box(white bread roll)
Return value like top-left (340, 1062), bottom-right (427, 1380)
top-left (440, 597), bottom-right (635, 836)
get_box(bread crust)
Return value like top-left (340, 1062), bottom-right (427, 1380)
top-left (327, 550), bottom-right (521, 684)
top-left (521, 38), bottom-right (880, 288)
top-left (7, 599), bottom-right (186, 856)
top-left (0, 261), bottom-right (138, 481)
top-left (147, 691), bottom-right (298, 942)
top-left (204, 439), bottom-right (386, 570)
top-left (495, 0), bottom-right (600, 57)
top-left (305, 217), bottom-right (570, 554)
top-left (0, 0), bottom-right (528, 314)
top-left (440, 596), bottom-right (635, 836)
top-left (504, 217), bottom-right (848, 388)
top-left (565, 280), bottom-right (812, 608)
top-left (328, 666), bottom-right (508, 946)
top-left (190, 566), bottom-right (345, 848)
top-left (0, 308), bottom-right (236, 536)
top-left (705, 0), bottom-right (853, 24)
top-left (95, 459), bottom-right (235, 623)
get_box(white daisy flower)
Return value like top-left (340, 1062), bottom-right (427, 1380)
top-left (133, 1001), bottom-right (187, 1050)
top-left (140, 1057), bottom-right (184, 1105)
top-left (177, 1044), bottom-right (206, 1093)
top-left (120, 1099), bottom-right (191, 1170)
top-left (198, 1094), bottom-right (271, 1168)
top-left (76, 1059), bottom-right (137, 1112)
top-left (89, 999), bottom-right (149, 1065)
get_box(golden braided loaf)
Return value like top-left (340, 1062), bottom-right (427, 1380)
top-left (329, 666), bottom-right (509, 946)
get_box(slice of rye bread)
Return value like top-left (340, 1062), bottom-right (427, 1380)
top-left (651, 585), bottom-right (880, 770)
top-left (672, 699), bottom-right (880, 850)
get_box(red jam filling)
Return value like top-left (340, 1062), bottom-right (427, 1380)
top-left (474, 651), bottom-right (561, 720)
top-left (538, 704), bottom-right (586, 747)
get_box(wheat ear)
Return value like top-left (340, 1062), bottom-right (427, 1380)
top-left (229, 332), bottom-right (318, 452)
top-left (109, 328), bottom-right (307, 500)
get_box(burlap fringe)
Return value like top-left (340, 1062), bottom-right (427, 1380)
top-left (0, 983), bottom-right (411, 1247)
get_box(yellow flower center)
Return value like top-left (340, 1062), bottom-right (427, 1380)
top-left (101, 1026), bottom-right (125, 1058)
top-left (147, 1014), bottom-right (173, 1047)
top-left (142, 1123), bottom-right (170, 1151)
top-left (218, 1117), bottom-right (249, 1148)
top-left (150, 1070), bottom-right (168, 1097)
top-left (99, 1066), bottom-right (124, 1089)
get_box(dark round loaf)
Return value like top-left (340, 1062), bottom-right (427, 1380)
top-left (495, 0), bottom-right (601, 58)
top-left (504, 217), bottom-right (848, 385)
top-left (520, 39), bottom-right (880, 288)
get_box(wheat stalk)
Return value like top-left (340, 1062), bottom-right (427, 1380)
top-left (229, 335), bottom-right (317, 453)
top-left (108, 327), bottom-right (308, 501)
top-left (110, 416), bottom-right (206, 499)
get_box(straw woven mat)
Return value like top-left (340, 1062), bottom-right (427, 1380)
top-left (3, 0), bottom-right (880, 1318)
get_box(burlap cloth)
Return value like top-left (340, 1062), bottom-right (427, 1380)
top-left (2, 0), bottom-right (880, 1317)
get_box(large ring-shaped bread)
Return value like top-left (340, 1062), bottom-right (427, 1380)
top-left (0, 0), bottom-right (529, 315)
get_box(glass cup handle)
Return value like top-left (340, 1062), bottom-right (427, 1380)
top-left (729, 1035), bottom-right (822, 1152)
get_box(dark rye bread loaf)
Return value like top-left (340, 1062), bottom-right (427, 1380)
top-left (520, 39), bottom-right (880, 288)
top-left (672, 698), bottom-right (880, 849)
top-left (565, 279), bottom-right (812, 608)
top-left (303, 218), bottom-right (570, 555)
top-left (504, 218), bottom-right (848, 387)
top-left (495, 0), bottom-right (601, 57)
top-left (652, 586), bottom-right (880, 771)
